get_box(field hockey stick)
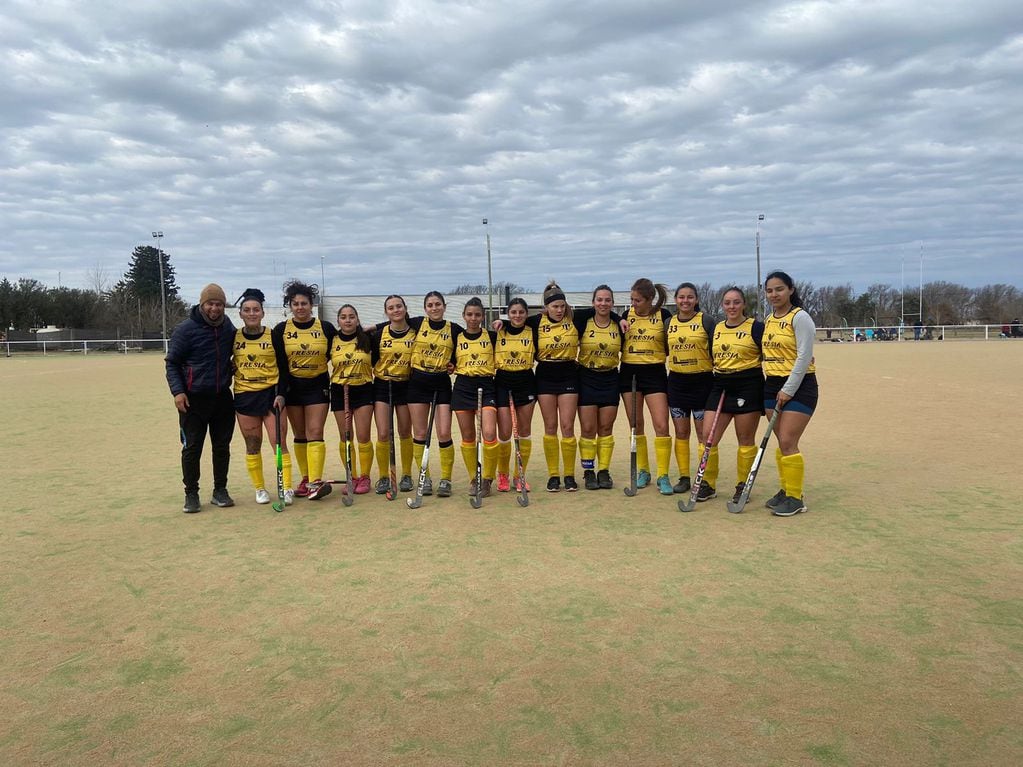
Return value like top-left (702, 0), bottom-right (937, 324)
top-left (509, 393), bottom-right (528, 507)
top-left (407, 394), bottom-right (437, 509)
top-left (623, 374), bottom-right (638, 497)
top-left (727, 405), bottom-right (783, 514)
top-left (272, 405), bottom-right (285, 512)
top-left (678, 391), bottom-right (726, 512)
top-left (385, 381), bottom-right (398, 501)
top-left (340, 383), bottom-right (354, 507)
top-left (469, 388), bottom-right (484, 508)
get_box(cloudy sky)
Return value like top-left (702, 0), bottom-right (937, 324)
top-left (2, 0), bottom-right (1021, 301)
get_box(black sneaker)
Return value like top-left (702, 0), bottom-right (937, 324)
top-left (183, 492), bottom-right (201, 513)
top-left (772, 496), bottom-right (807, 517)
top-left (399, 475), bottom-right (414, 492)
top-left (597, 469), bottom-right (613, 489)
top-left (307, 481), bottom-right (332, 501)
top-left (437, 479), bottom-right (452, 497)
top-left (765, 489), bottom-right (787, 510)
top-left (375, 478), bottom-right (390, 495)
top-left (695, 483), bottom-right (716, 502)
top-left (210, 488), bottom-right (235, 507)
top-left (673, 476), bottom-right (691, 494)
top-left (563, 475), bottom-right (578, 492)
top-left (583, 469), bottom-right (599, 490)
top-left (481, 478), bottom-right (493, 497)
top-left (731, 483), bottom-right (745, 504)
top-left (546, 476), bottom-right (561, 492)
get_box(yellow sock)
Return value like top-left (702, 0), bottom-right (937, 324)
top-left (439, 442), bottom-right (455, 481)
top-left (400, 436), bottom-right (414, 476)
top-left (543, 434), bottom-right (560, 477)
top-left (635, 435), bottom-right (649, 472)
top-left (245, 453), bottom-right (264, 491)
top-left (483, 440), bottom-right (499, 480)
top-left (701, 445), bottom-right (719, 489)
top-left (461, 441), bottom-right (477, 477)
top-left (375, 441), bottom-right (390, 480)
top-left (654, 436), bottom-right (672, 479)
top-left (518, 437), bottom-right (532, 474)
top-left (497, 440), bottom-right (511, 475)
top-left (561, 437), bottom-right (577, 476)
top-left (674, 438), bottom-right (690, 477)
top-left (307, 440), bottom-right (326, 482)
top-left (579, 437), bottom-right (597, 471)
top-left (281, 452), bottom-right (293, 490)
top-left (293, 440), bottom-right (308, 478)
top-left (775, 448), bottom-right (785, 492)
top-left (413, 439), bottom-right (428, 476)
top-left (780, 452), bottom-right (805, 499)
top-left (597, 435), bottom-right (615, 471)
top-left (358, 441), bottom-right (374, 478)
top-left (737, 445), bottom-right (758, 485)
top-left (338, 441), bottom-right (351, 474)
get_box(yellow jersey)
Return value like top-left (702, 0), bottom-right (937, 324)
top-left (453, 329), bottom-right (496, 376)
top-left (494, 324), bottom-right (535, 372)
top-left (329, 333), bottom-right (373, 386)
top-left (622, 308), bottom-right (670, 364)
top-left (232, 327), bottom-right (278, 393)
top-left (534, 315), bottom-right (578, 362)
top-left (712, 317), bottom-right (763, 373)
top-left (666, 312), bottom-right (714, 374)
top-left (410, 318), bottom-right (455, 374)
top-left (763, 308), bottom-right (816, 377)
top-left (372, 324), bottom-right (415, 381)
top-left (577, 315), bottom-right (621, 371)
top-left (277, 318), bottom-right (331, 378)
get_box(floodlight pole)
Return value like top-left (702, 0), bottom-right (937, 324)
top-left (483, 218), bottom-right (493, 321)
top-left (151, 231), bottom-right (167, 353)
top-left (320, 254), bottom-right (327, 321)
top-left (755, 214), bottom-right (765, 319)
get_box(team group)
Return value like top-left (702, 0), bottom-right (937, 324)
top-left (164, 273), bottom-right (817, 518)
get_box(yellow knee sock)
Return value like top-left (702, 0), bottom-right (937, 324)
top-left (358, 441), bottom-right (373, 478)
top-left (281, 452), bottom-right (293, 490)
top-left (439, 441), bottom-right (455, 481)
top-left (635, 435), bottom-right (649, 472)
top-left (561, 437), bottom-right (577, 476)
top-left (293, 440), bottom-right (308, 478)
top-left (779, 453), bottom-right (805, 499)
top-left (737, 446), bottom-right (758, 485)
top-left (497, 440), bottom-right (511, 475)
top-left (579, 437), bottom-right (597, 471)
top-left (701, 445), bottom-right (719, 489)
top-left (413, 439), bottom-right (429, 476)
top-left (307, 440), bottom-right (326, 482)
top-left (483, 440), bottom-right (499, 480)
top-left (245, 453), bottom-right (264, 491)
top-left (400, 436), bottom-right (414, 476)
top-left (375, 441), bottom-right (390, 479)
top-left (338, 441), bottom-right (351, 473)
top-left (518, 437), bottom-right (532, 474)
top-left (654, 436), bottom-right (672, 479)
top-left (674, 438), bottom-right (690, 478)
top-left (543, 434), bottom-right (560, 477)
top-left (461, 441), bottom-right (477, 477)
top-left (597, 435), bottom-right (615, 471)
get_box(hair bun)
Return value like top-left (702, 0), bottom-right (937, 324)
top-left (241, 288), bottom-right (266, 303)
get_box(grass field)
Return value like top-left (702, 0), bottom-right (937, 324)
top-left (2, 342), bottom-right (1021, 766)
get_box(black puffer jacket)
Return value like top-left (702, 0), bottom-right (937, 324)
top-left (165, 306), bottom-right (236, 395)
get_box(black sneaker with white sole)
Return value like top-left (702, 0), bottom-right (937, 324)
top-left (765, 489), bottom-right (787, 510)
top-left (563, 475), bottom-right (578, 492)
top-left (183, 492), bottom-right (201, 513)
top-left (583, 469), bottom-right (598, 490)
top-left (731, 483), bottom-right (745, 504)
top-left (694, 483), bottom-right (716, 502)
top-left (307, 481), bottom-right (332, 501)
top-left (673, 476), bottom-right (691, 494)
top-left (546, 476), bottom-right (561, 492)
top-left (597, 469), bottom-right (613, 489)
top-left (210, 488), bottom-right (235, 507)
top-left (772, 496), bottom-right (807, 517)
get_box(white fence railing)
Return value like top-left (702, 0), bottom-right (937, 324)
top-left (3, 338), bottom-right (167, 356)
top-left (816, 324), bottom-right (1023, 342)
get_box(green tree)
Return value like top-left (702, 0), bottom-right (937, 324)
top-left (115, 246), bottom-right (180, 303)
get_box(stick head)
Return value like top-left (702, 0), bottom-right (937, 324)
top-left (341, 495), bottom-right (354, 507)
top-left (726, 500), bottom-right (746, 514)
top-left (623, 487), bottom-right (637, 497)
top-left (516, 496), bottom-right (529, 507)
top-left (470, 498), bottom-right (482, 509)
top-left (406, 497), bottom-right (421, 509)
top-left (678, 499), bottom-right (696, 512)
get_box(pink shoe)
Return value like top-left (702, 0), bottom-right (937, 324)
top-left (514, 476), bottom-right (531, 492)
top-left (496, 472), bottom-right (510, 492)
top-left (354, 475), bottom-right (371, 494)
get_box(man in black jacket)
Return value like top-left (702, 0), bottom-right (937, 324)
top-left (165, 284), bottom-right (237, 513)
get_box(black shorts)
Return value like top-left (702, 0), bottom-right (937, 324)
top-left (668, 371), bottom-right (714, 413)
top-left (578, 366), bottom-right (620, 407)
top-left (286, 373), bottom-right (330, 407)
top-left (495, 368), bottom-right (537, 408)
top-left (330, 381), bottom-right (375, 411)
top-left (619, 362), bottom-right (668, 395)
top-left (373, 378), bottom-right (410, 407)
top-left (764, 373), bottom-right (819, 415)
top-left (535, 360), bottom-right (578, 395)
top-left (707, 368), bottom-right (764, 414)
top-left (234, 387), bottom-right (275, 417)
top-left (407, 369), bottom-right (453, 405)
top-left (451, 375), bottom-right (498, 410)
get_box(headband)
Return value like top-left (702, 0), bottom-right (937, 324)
top-left (544, 291), bottom-right (566, 305)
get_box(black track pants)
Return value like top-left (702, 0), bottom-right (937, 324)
top-left (178, 390), bottom-right (235, 493)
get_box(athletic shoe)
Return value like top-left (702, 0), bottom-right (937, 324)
top-left (295, 476), bottom-right (311, 497)
top-left (496, 472), bottom-right (511, 492)
top-left (597, 469), bottom-right (613, 489)
top-left (399, 474), bottom-right (414, 492)
top-left (583, 469), bottom-right (599, 490)
top-left (546, 476), bottom-right (561, 493)
top-left (183, 492), bottom-right (201, 514)
top-left (695, 483), bottom-right (716, 502)
top-left (772, 496), bottom-right (807, 517)
top-left (657, 475), bottom-right (674, 496)
top-left (375, 478), bottom-right (390, 495)
top-left (307, 481), bottom-right (332, 501)
top-left (564, 475), bottom-right (578, 492)
top-left (765, 489), bottom-right (787, 510)
top-left (481, 479), bottom-right (493, 497)
top-left (636, 469), bottom-right (651, 489)
top-left (514, 476), bottom-right (531, 492)
top-left (354, 475), bottom-right (372, 495)
top-left (210, 488), bottom-right (235, 507)
top-left (437, 479), bottom-right (452, 497)
top-left (255, 489), bottom-right (271, 505)
top-left (468, 478), bottom-right (479, 496)
top-left (421, 476), bottom-right (433, 496)
top-left (731, 483), bottom-right (745, 504)
top-left (284, 489), bottom-right (295, 506)
top-left (673, 476), bottom-right (691, 494)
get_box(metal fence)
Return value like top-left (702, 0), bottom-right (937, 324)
top-left (815, 324), bottom-right (1021, 342)
top-left (3, 338), bottom-right (167, 356)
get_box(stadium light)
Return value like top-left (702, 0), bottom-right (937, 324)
top-left (755, 214), bottom-right (766, 319)
top-left (151, 231), bottom-right (168, 353)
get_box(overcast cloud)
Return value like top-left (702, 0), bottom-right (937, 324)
top-left (2, 0), bottom-right (1021, 300)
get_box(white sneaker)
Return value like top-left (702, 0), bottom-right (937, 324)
top-left (255, 489), bottom-right (271, 505)
top-left (284, 489), bottom-right (295, 506)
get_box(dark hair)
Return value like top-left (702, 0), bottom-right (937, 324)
top-left (507, 297), bottom-right (528, 313)
top-left (674, 282), bottom-right (701, 312)
top-left (542, 281), bottom-right (572, 321)
top-left (765, 270), bottom-right (803, 308)
top-left (592, 284), bottom-right (614, 302)
top-left (631, 278), bottom-right (668, 313)
top-left (424, 290), bottom-right (446, 308)
top-left (384, 294), bottom-right (408, 313)
top-left (463, 296), bottom-right (485, 313)
top-left (238, 288), bottom-right (265, 307)
top-left (283, 280), bottom-right (318, 307)
top-left (337, 304), bottom-right (371, 353)
top-left (723, 286), bottom-right (747, 304)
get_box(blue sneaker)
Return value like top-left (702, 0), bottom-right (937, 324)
top-left (657, 475), bottom-right (673, 495)
top-left (636, 469), bottom-right (651, 488)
